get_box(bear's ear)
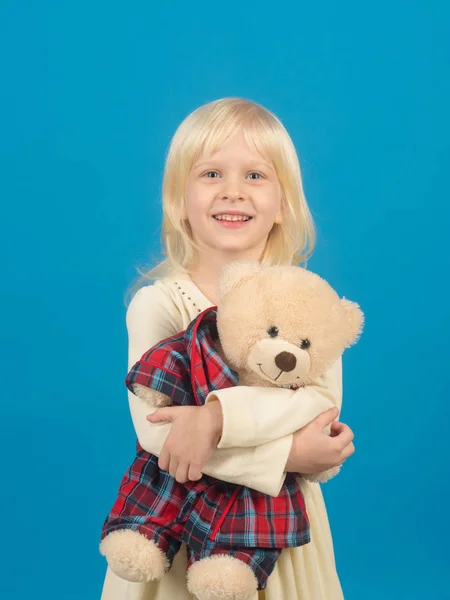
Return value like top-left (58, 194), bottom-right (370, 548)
top-left (219, 260), bottom-right (261, 297)
top-left (340, 298), bottom-right (365, 347)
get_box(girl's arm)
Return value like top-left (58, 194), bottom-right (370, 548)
top-left (205, 356), bottom-right (343, 449)
top-left (126, 285), bottom-right (295, 496)
top-left (125, 284), bottom-right (181, 454)
top-left (203, 436), bottom-right (293, 497)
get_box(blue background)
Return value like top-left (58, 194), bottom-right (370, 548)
top-left (1, 1), bottom-right (449, 598)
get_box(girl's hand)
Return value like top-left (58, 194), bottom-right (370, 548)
top-left (286, 407), bottom-right (355, 474)
top-left (146, 402), bottom-right (223, 483)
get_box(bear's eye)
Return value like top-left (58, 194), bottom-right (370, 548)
top-left (267, 326), bottom-right (279, 338)
top-left (300, 339), bottom-right (311, 349)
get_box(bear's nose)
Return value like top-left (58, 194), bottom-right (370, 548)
top-left (275, 352), bottom-right (297, 372)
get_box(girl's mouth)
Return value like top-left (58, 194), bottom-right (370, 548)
top-left (213, 214), bottom-right (253, 228)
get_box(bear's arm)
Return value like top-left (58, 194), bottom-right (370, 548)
top-left (126, 345), bottom-right (191, 407)
top-left (125, 284), bottom-right (293, 496)
top-left (205, 356), bottom-right (343, 449)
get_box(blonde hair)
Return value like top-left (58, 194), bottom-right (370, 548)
top-left (127, 97), bottom-right (316, 303)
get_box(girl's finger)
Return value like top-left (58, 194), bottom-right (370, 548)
top-left (169, 457), bottom-right (179, 479)
top-left (158, 447), bottom-right (170, 472)
top-left (188, 465), bottom-right (202, 481)
top-left (336, 431), bottom-right (354, 452)
top-left (332, 424), bottom-right (355, 449)
top-left (330, 421), bottom-right (346, 435)
top-left (175, 463), bottom-right (189, 484)
top-left (147, 408), bottom-right (173, 423)
top-left (314, 407), bottom-right (339, 428)
top-left (340, 442), bottom-right (356, 461)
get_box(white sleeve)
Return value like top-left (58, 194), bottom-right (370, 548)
top-left (125, 284), bottom-right (182, 455)
top-left (202, 435), bottom-right (294, 497)
top-left (206, 356), bottom-right (343, 449)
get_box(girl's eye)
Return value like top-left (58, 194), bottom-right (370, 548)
top-left (204, 171), bottom-right (221, 178)
top-left (247, 172), bottom-right (263, 180)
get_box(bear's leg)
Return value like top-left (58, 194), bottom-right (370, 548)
top-left (100, 528), bottom-right (181, 583)
top-left (186, 545), bottom-right (282, 600)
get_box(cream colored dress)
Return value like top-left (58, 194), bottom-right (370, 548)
top-left (100, 275), bottom-right (345, 600)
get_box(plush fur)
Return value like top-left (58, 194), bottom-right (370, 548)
top-left (217, 262), bottom-right (363, 387)
top-left (99, 529), bottom-right (169, 582)
top-left (187, 555), bottom-right (258, 600)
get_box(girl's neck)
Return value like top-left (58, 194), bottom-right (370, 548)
top-left (188, 263), bottom-right (223, 306)
top-left (188, 250), bottom-right (263, 306)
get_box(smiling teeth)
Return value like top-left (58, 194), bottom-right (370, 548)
top-left (214, 215), bottom-right (250, 221)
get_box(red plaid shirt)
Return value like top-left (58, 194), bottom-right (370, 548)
top-left (103, 309), bottom-right (310, 552)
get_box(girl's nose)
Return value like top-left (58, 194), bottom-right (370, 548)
top-left (221, 192), bottom-right (245, 201)
top-left (217, 174), bottom-right (249, 201)
top-left (220, 186), bottom-right (246, 201)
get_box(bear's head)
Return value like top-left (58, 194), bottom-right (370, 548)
top-left (216, 261), bottom-right (364, 388)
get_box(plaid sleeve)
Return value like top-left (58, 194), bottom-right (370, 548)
top-left (125, 345), bottom-right (191, 406)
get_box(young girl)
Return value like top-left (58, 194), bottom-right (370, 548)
top-left (100, 97), bottom-right (355, 600)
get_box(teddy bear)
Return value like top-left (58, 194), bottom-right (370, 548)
top-left (100, 260), bottom-right (364, 600)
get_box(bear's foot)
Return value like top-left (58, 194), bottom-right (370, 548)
top-left (187, 555), bottom-right (258, 600)
top-left (100, 529), bottom-right (169, 582)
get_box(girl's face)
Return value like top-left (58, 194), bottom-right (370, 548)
top-left (184, 130), bottom-right (282, 261)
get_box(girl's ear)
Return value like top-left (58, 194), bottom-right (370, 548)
top-left (274, 193), bottom-right (283, 224)
top-left (219, 260), bottom-right (261, 297)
